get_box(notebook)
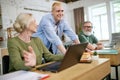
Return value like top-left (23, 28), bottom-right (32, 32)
top-left (80, 52), bottom-right (92, 63)
top-left (37, 43), bottom-right (88, 73)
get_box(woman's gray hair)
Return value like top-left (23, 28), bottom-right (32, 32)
top-left (13, 13), bottom-right (34, 33)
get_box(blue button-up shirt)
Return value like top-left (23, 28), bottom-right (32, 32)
top-left (33, 13), bottom-right (78, 54)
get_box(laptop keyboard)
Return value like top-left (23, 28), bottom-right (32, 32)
top-left (37, 61), bottom-right (61, 73)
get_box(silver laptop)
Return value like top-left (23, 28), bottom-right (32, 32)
top-left (37, 43), bottom-right (88, 73)
top-left (105, 32), bottom-right (120, 49)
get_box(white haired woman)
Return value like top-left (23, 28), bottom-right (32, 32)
top-left (7, 13), bottom-right (63, 72)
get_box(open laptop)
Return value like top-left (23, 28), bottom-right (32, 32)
top-left (37, 43), bottom-right (88, 73)
top-left (104, 32), bottom-right (120, 49)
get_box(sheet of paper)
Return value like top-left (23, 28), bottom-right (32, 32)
top-left (0, 70), bottom-right (49, 80)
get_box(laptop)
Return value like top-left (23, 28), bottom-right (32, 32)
top-left (37, 43), bottom-right (88, 73)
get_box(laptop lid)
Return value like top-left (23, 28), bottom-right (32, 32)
top-left (58, 42), bottom-right (88, 71)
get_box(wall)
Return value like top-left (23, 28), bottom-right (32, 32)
top-left (0, 0), bottom-right (68, 40)
top-left (0, 0), bottom-right (51, 29)
top-left (0, 0), bottom-right (70, 29)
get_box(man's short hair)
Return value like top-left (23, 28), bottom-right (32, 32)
top-left (83, 21), bottom-right (93, 27)
top-left (83, 21), bottom-right (92, 25)
top-left (52, 2), bottom-right (62, 11)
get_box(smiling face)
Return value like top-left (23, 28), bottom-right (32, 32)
top-left (52, 2), bottom-right (64, 23)
top-left (82, 22), bottom-right (93, 36)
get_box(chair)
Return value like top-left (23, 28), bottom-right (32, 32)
top-left (7, 27), bottom-right (18, 39)
top-left (2, 55), bottom-right (9, 74)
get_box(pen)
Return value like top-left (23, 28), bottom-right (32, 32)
top-left (40, 75), bottom-right (50, 80)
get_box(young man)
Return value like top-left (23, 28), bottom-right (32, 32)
top-left (78, 21), bottom-right (103, 51)
top-left (33, 2), bottom-right (80, 54)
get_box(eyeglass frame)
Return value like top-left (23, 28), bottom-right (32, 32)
top-left (84, 26), bottom-right (93, 28)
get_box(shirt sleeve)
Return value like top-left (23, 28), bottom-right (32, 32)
top-left (92, 35), bottom-right (98, 44)
top-left (7, 38), bottom-right (32, 71)
top-left (62, 20), bottom-right (78, 41)
top-left (35, 38), bottom-right (64, 62)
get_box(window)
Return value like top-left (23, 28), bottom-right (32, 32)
top-left (88, 0), bottom-right (120, 41)
top-left (111, 1), bottom-right (120, 33)
top-left (89, 4), bottom-right (109, 40)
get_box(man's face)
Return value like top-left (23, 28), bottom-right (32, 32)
top-left (52, 5), bottom-right (64, 22)
top-left (83, 22), bottom-right (93, 36)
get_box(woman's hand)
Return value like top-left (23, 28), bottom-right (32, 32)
top-left (23, 46), bottom-right (36, 67)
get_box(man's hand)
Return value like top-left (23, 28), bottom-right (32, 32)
top-left (87, 43), bottom-right (96, 50)
top-left (96, 42), bottom-right (103, 50)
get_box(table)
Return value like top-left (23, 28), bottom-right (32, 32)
top-left (35, 58), bottom-right (111, 80)
top-left (97, 49), bottom-right (120, 80)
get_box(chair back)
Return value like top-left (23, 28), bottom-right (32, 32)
top-left (2, 55), bottom-right (9, 74)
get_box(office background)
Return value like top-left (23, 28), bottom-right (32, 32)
top-left (0, 0), bottom-right (120, 79)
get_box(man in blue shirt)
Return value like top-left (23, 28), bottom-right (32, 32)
top-left (33, 2), bottom-right (80, 54)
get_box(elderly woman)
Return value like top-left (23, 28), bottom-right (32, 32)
top-left (7, 13), bottom-right (63, 72)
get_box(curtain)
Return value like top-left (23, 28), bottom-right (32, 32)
top-left (74, 7), bottom-right (84, 34)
